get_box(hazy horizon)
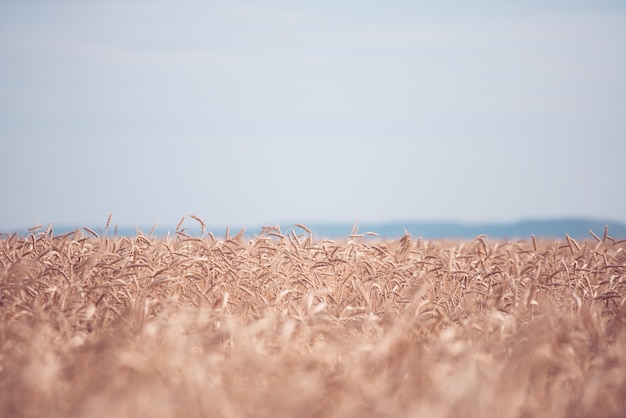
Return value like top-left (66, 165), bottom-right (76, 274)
top-left (2, 1), bottom-right (625, 231)
top-left (5, 217), bottom-right (626, 242)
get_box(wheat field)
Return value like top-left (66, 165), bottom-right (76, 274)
top-left (1, 220), bottom-right (625, 418)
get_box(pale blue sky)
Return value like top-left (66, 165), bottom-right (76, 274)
top-left (1, 1), bottom-right (625, 231)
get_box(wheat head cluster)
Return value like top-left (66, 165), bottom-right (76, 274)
top-left (0, 218), bottom-right (625, 418)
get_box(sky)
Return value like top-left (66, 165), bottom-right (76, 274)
top-left (1, 1), bottom-right (626, 231)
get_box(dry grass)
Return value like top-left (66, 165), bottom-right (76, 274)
top-left (1, 222), bottom-right (625, 417)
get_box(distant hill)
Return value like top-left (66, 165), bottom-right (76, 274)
top-left (7, 218), bottom-right (626, 240)
top-left (300, 219), bottom-right (626, 240)
top-left (235, 218), bottom-right (625, 240)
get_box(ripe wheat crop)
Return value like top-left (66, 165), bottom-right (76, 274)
top-left (1, 221), bottom-right (625, 417)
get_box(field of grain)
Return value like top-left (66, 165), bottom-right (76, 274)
top-left (1, 220), bottom-right (625, 418)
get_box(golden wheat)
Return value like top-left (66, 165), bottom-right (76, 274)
top-left (0, 224), bottom-right (624, 417)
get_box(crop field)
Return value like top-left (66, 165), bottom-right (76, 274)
top-left (1, 219), bottom-right (625, 418)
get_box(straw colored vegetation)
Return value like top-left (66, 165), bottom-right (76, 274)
top-left (1, 219), bottom-right (625, 418)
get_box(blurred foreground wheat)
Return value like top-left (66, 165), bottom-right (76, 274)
top-left (1, 222), bottom-right (625, 417)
